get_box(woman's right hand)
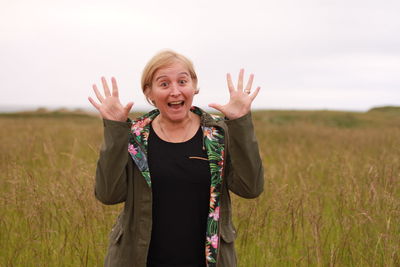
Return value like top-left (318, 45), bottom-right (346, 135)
top-left (88, 77), bottom-right (134, 122)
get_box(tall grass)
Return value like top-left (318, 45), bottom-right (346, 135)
top-left (0, 115), bottom-right (116, 266)
top-left (234, 111), bottom-right (400, 266)
top-left (0, 110), bottom-right (399, 266)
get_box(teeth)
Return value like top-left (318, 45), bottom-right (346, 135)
top-left (169, 101), bottom-right (183, 105)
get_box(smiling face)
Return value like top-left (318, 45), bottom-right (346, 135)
top-left (147, 61), bottom-right (197, 123)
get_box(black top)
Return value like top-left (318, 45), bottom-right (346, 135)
top-left (147, 124), bottom-right (211, 267)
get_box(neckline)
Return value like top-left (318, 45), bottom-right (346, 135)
top-left (150, 124), bottom-right (202, 145)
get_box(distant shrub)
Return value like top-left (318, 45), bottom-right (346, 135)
top-left (368, 105), bottom-right (400, 114)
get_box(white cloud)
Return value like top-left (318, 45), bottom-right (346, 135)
top-left (0, 0), bottom-right (399, 111)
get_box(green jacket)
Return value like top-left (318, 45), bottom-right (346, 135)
top-left (95, 107), bottom-right (264, 267)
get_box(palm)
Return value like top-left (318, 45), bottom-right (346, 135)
top-left (88, 77), bottom-right (134, 122)
top-left (209, 69), bottom-right (260, 120)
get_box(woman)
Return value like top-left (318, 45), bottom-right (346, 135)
top-left (88, 50), bottom-right (264, 267)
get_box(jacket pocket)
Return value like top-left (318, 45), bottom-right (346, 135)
top-left (220, 222), bottom-right (237, 243)
top-left (109, 214), bottom-right (124, 245)
top-left (219, 222), bottom-right (238, 266)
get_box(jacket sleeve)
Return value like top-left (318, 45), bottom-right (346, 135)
top-left (94, 118), bottom-right (131, 205)
top-left (224, 112), bottom-right (264, 199)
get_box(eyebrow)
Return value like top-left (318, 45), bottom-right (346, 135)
top-left (155, 72), bottom-right (189, 81)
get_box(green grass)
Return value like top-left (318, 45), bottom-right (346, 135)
top-left (1, 109), bottom-right (399, 266)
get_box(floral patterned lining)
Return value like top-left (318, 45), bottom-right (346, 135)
top-left (127, 107), bottom-right (225, 266)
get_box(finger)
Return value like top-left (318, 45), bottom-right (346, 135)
top-left (208, 103), bottom-right (224, 113)
top-left (250, 86), bottom-right (261, 101)
top-left (244, 74), bottom-right (254, 94)
top-left (237, 68), bottom-right (244, 91)
top-left (101, 76), bottom-right (111, 97)
top-left (124, 102), bottom-right (134, 113)
top-left (226, 73), bottom-right (235, 93)
top-left (111, 77), bottom-right (119, 97)
top-left (92, 84), bottom-right (105, 103)
top-left (88, 97), bottom-right (100, 110)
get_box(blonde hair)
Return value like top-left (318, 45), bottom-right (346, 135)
top-left (141, 50), bottom-right (198, 105)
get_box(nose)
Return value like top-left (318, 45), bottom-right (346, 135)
top-left (170, 83), bottom-right (181, 96)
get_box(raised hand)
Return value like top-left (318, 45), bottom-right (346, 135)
top-left (208, 69), bottom-right (260, 120)
top-left (88, 77), bottom-right (134, 122)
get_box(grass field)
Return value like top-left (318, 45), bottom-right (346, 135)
top-left (0, 108), bottom-right (399, 266)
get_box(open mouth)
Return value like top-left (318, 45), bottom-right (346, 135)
top-left (167, 101), bottom-right (184, 108)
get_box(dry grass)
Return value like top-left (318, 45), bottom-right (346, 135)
top-left (0, 110), bottom-right (399, 266)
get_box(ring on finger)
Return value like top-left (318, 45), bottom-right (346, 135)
top-left (245, 89), bottom-right (251, 94)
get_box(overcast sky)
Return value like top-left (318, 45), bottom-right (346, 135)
top-left (1, 0), bottom-right (399, 112)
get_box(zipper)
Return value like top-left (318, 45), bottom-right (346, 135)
top-left (130, 116), bottom-right (153, 264)
top-left (134, 120), bottom-right (153, 264)
top-left (201, 115), bottom-right (206, 151)
top-left (200, 112), bottom-right (229, 267)
top-left (143, 189), bottom-right (153, 266)
top-left (215, 124), bottom-right (228, 267)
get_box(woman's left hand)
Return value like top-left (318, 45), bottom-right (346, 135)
top-left (208, 69), bottom-right (261, 120)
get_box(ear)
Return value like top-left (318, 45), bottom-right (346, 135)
top-left (194, 88), bottom-right (200, 95)
top-left (144, 86), bottom-right (156, 106)
top-left (144, 85), bottom-right (151, 97)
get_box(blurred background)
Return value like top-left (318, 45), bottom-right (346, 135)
top-left (1, 0), bottom-right (399, 112)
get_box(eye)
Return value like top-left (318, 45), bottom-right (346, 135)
top-left (160, 81), bottom-right (169, 87)
top-left (178, 80), bottom-right (187, 85)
